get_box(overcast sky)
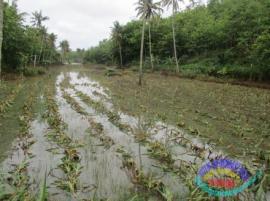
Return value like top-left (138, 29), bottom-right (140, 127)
top-left (16, 0), bottom-right (206, 50)
top-left (16, 0), bottom-right (139, 50)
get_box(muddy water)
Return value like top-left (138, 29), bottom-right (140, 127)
top-left (55, 73), bottom-right (133, 200)
top-left (68, 89), bottom-right (188, 200)
top-left (0, 66), bottom-right (268, 200)
top-left (64, 75), bottom-right (189, 199)
top-left (68, 72), bottom-right (221, 164)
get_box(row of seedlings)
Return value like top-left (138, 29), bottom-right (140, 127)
top-left (75, 90), bottom-right (210, 199)
top-left (1, 86), bottom-right (38, 200)
top-left (60, 82), bottom-right (175, 200)
top-left (86, 119), bottom-right (114, 149)
top-left (75, 90), bottom-right (131, 133)
top-left (60, 85), bottom-right (115, 150)
top-left (43, 85), bottom-right (83, 197)
top-left (62, 77), bottom-right (218, 200)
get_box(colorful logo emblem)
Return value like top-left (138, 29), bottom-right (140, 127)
top-left (195, 158), bottom-right (263, 197)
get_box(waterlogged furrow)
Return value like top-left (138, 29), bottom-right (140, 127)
top-left (58, 77), bottom-right (133, 200)
top-left (75, 90), bottom-right (132, 133)
top-left (73, 80), bottom-right (215, 163)
top-left (61, 74), bottom-right (204, 197)
top-left (64, 74), bottom-right (239, 199)
top-left (62, 90), bottom-right (88, 116)
top-left (63, 88), bottom-right (188, 200)
top-left (68, 73), bottom-right (217, 162)
top-left (69, 72), bottom-right (110, 101)
top-left (73, 82), bottom-right (259, 200)
top-left (63, 72), bottom-right (258, 200)
top-left (61, 92), bottom-right (180, 200)
top-left (43, 84), bottom-right (83, 197)
top-left (86, 118), bottom-right (115, 149)
top-left (56, 74), bottom-right (187, 199)
top-left (83, 119), bottom-right (133, 200)
top-left (0, 84), bottom-right (22, 115)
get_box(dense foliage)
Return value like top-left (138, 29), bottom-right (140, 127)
top-left (84, 0), bottom-right (270, 81)
top-left (2, 2), bottom-right (62, 72)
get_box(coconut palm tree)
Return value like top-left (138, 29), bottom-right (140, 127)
top-left (136, 0), bottom-right (162, 85)
top-left (0, 0), bottom-right (3, 82)
top-left (162, 0), bottom-right (184, 74)
top-left (31, 11), bottom-right (49, 65)
top-left (31, 10), bottom-right (49, 29)
top-left (111, 21), bottom-right (123, 68)
top-left (147, 3), bottom-right (162, 72)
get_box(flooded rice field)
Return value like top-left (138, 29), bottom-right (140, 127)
top-left (0, 65), bottom-right (269, 201)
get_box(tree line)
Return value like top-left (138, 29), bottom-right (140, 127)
top-left (0, 1), bottom-right (71, 77)
top-left (83, 0), bottom-right (270, 81)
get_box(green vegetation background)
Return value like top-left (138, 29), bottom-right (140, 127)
top-left (83, 0), bottom-right (270, 81)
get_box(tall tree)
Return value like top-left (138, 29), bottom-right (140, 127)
top-left (111, 21), bottom-right (123, 68)
top-left (48, 33), bottom-right (57, 64)
top-left (38, 26), bottom-right (48, 64)
top-left (31, 10), bottom-right (49, 29)
top-left (0, 0), bottom-right (3, 82)
top-left (162, 0), bottom-right (184, 74)
top-left (147, 2), bottom-right (162, 72)
top-left (31, 11), bottom-right (49, 65)
top-left (136, 0), bottom-right (162, 85)
top-left (60, 40), bottom-right (70, 64)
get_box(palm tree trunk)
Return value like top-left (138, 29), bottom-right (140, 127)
top-left (38, 34), bottom-right (45, 64)
top-left (0, 0), bottom-right (3, 82)
top-left (172, 10), bottom-right (179, 74)
top-left (148, 22), bottom-right (154, 72)
top-left (119, 43), bottom-right (123, 68)
top-left (139, 20), bottom-right (146, 86)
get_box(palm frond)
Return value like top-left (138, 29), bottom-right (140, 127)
top-left (161, 0), bottom-right (184, 12)
top-left (136, 0), bottom-right (163, 20)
